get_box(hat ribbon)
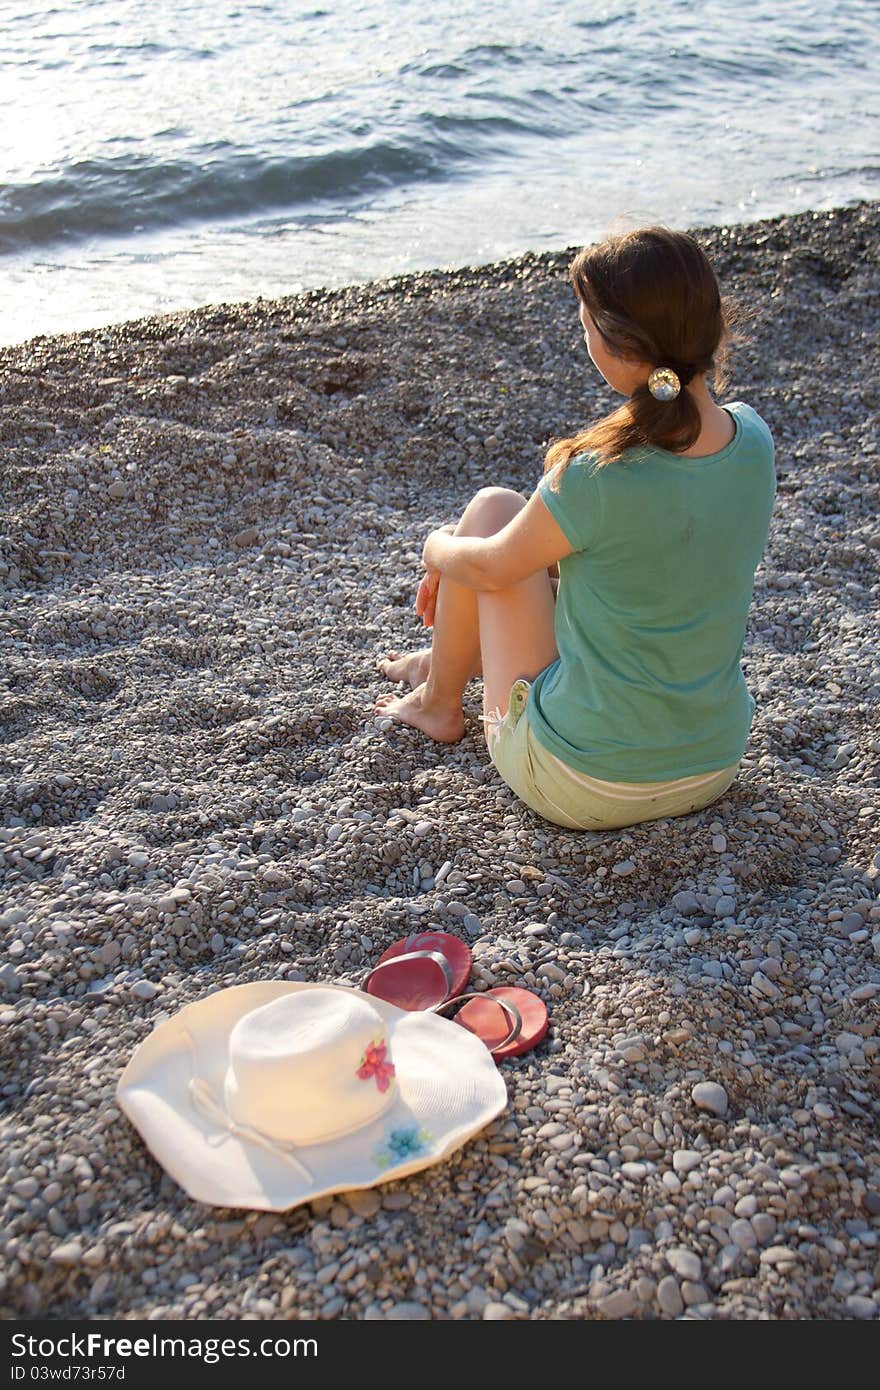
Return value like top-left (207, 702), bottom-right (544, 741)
top-left (182, 1024), bottom-right (314, 1183)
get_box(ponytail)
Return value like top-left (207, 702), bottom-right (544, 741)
top-left (545, 228), bottom-right (733, 483)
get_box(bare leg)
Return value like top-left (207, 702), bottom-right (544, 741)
top-left (379, 559), bottom-right (558, 688)
top-left (374, 488), bottom-right (558, 742)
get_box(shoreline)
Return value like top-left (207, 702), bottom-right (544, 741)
top-left (2, 197), bottom-right (876, 357)
top-left (1, 201), bottom-right (878, 1321)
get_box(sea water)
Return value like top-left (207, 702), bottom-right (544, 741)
top-left (0, 0), bottom-right (877, 343)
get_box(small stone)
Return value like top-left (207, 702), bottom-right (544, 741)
top-left (483, 1301), bottom-right (517, 1320)
top-left (666, 1247), bottom-right (702, 1281)
top-left (620, 1162), bottom-right (648, 1180)
top-left (328, 1203), bottom-right (350, 1229)
top-left (0, 964), bottom-right (21, 993)
top-left (596, 1289), bottom-right (636, 1318)
top-left (751, 1214), bottom-right (777, 1244)
top-left (845, 1295), bottom-right (876, 1319)
top-left (750, 971), bottom-right (781, 1000)
top-left (729, 1219), bottom-right (757, 1251)
top-left (462, 914), bottom-right (482, 937)
top-left (841, 911), bottom-right (867, 936)
top-left (691, 1081), bottom-right (728, 1117)
top-left (13, 1178), bottom-right (39, 1199)
top-left (537, 963), bottom-right (565, 984)
top-left (344, 1190), bottom-right (380, 1218)
top-left (50, 1241), bottom-right (84, 1266)
top-left (611, 859), bottom-right (636, 877)
top-left (681, 1281), bottom-right (710, 1306)
top-left (381, 1192), bottom-right (411, 1211)
top-left (850, 984), bottom-right (877, 1001)
top-left (672, 1149), bottom-right (702, 1174)
top-left (466, 1288), bottom-right (491, 1314)
top-left (712, 834), bottom-right (727, 853)
top-left (672, 890), bottom-right (700, 915)
top-left (759, 1246), bottom-right (799, 1267)
top-left (863, 1190), bottom-right (880, 1216)
top-left (656, 1274), bottom-right (684, 1316)
top-left (107, 480), bottom-right (131, 500)
top-left (232, 526), bottom-right (258, 547)
top-left (385, 1302), bottom-right (430, 1320)
top-left (714, 894), bottom-right (736, 917)
top-left (130, 980), bottom-right (160, 1001)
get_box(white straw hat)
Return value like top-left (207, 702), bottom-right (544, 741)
top-left (116, 981), bottom-right (507, 1211)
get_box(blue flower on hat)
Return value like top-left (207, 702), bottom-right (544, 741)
top-left (374, 1125), bottom-right (432, 1170)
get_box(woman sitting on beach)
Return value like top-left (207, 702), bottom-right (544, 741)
top-left (376, 227), bottom-right (776, 831)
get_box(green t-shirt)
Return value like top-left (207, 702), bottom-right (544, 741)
top-left (530, 401), bottom-right (776, 781)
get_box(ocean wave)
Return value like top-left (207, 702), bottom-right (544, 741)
top-left (0, 124), bottom-right (526, 254)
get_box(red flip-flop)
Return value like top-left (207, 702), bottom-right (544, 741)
top-left (363, 931), bottom-right (472, 1011)
top-left (436, 986), bottom-right (548, 1061)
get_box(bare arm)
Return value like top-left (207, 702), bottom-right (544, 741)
top-left (421, 488), bottom-right (573, 592)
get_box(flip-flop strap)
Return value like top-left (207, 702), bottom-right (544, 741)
top-left (433, 991), bottom-right (523, 1054)
top-left (363, 948), bottom-right (454, 999)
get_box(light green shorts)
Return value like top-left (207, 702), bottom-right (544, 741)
top-left (486, 679), bottom-right (739, 831)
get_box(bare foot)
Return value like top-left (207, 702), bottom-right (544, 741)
top-left (374, 683), bottom-right (465, 743)
top-left (378, 648), bottom-right (432, 687)
top-left (378, 648), bottom-right (483, 687)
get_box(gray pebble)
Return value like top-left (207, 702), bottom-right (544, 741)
top-left (611, 860), bottom-right (636, 877)
top-left (691, 1081), bottom-right (728, 1117)
top-left (596, 1289), bottom-right (636, 1318)
top-left (656, 1275), bottom-right (684, 1316)
top-left (344, 1190), bottom-right (381, 1218)
top-left (844, 1295), bottom-right (876, 1319)
top-left (666, 1247), bottom-right (702, 1281)
top-left (385, 1302), bottom-right (431, 1320)
top-left (50, 1241), bottom-right (84, 1266)
top-left (130, 981), bottom-right (161, 1001)
top-left (672, 891), bottom-right (700, 916)
top-left (672, 1149), bottom-right (702, 1174)
top-left (483, 1301), bottom-right (517, 1320)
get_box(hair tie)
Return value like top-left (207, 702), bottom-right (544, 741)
top-left (647, 367), bottom-right (681, 401)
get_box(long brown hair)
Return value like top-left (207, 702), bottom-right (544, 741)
top-left (544, 227), bottom-right (732, 482)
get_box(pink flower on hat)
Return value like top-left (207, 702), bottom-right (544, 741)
top-left (356, 1038), bottom-right (395, 1093)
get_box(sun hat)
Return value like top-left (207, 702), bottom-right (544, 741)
top-left (116, 980), bottom-right (507, 1211)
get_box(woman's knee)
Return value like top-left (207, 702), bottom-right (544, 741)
top-left (457, 486), bottom-right (527, 537)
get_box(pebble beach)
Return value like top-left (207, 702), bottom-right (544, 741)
top-left (1, 202), bottom-right (878, 1322)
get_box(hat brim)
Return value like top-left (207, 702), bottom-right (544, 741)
top-left (116, 981), bottom-right (507, 1211)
